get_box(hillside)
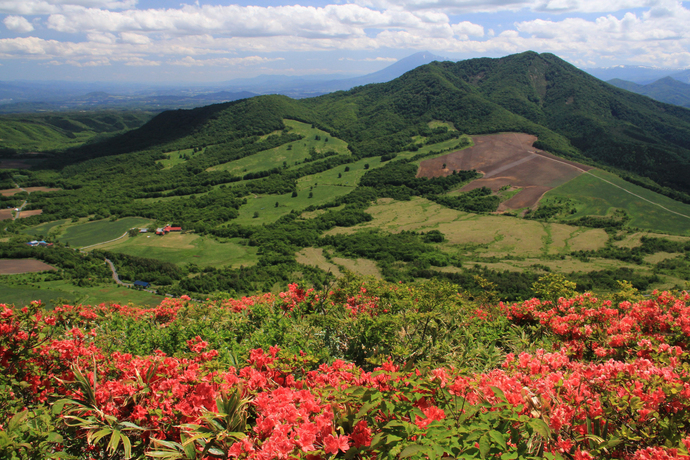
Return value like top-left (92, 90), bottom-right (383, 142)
top-left (52, 51), bottom-right (690, 195)
top-left (2, 51), bottom-right (690, 305)
top-left (0, 111), bottom-right (154, 154)
top-left (608, 77), bottom-right (690, 108)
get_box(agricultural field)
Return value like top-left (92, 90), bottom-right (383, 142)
top-left (0, 278), bottom-right (164, 307)
top-left (324, 197), bottom-right (610, 258)
top-left (209, 120), bottom-right (350, 175)
top-left (546, 169), bottom-right (690, 235)
top-left (95, 232), bottom-right (259, 268)
top-left (57, 217), bottom-right (154, 248)
top-left (24, 219), bottom-right (70, 238)
top-left (234, 184), bottom-right (355, 226)
top-left (418, 133), bottom-right (591, 210)
top-left (0, 258), bottom-right (55, 274)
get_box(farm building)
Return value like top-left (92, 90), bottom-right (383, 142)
top-left (155, 225), bottom-right (183, 235)
top-left (133, 280), bottom-right (150, 288)
top-left (26, 240), bottom-right (53, 247)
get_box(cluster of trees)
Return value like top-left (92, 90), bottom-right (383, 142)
top-left (94, 251), bottom-right (183, 285)
top-left (0, 242), bottom-right (111, 286)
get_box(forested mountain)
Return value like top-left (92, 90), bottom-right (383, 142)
top-left (66, 51), bottom-right (690, 193)
top-left (608, 77), bottom-right (690, 108)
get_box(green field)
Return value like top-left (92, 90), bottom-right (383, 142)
top-left (234, 185), bottom-right (355, 226)
top-left (96, 232), bottom-right (259, 268)
top-left (58, 217), bottom-right (154, 248)
top-left (24, 219), bottom-right (69, 238)
top-left (546, 169), bottom-right (690, 236)
top-left (209, 120), bottom-right (351, 175)
top-left (157, 148), bottom-right (203, 169)
top-left (0, 280), bottom-right (164, 307)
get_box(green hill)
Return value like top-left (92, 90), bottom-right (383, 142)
top-left (3, 51), bottom-right (690, 303)
top-left (0, 111), bottom-right (153, 153)
top-left (608, 76), bottom-right (690, 108)
top-left (62, 51), bottom-right (690, 194)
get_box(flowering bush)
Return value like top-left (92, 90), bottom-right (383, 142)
top-left (2, 278), bottom-right (690, 459)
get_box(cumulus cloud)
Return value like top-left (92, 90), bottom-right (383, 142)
top-left (352, 0), bottom-right (662, 14)
top-left (3, 16), bottom-right (35, 33)
top-left (0, 0), bottom-right (135, 15)
top-left (1, 0), bottom-right (690, 72)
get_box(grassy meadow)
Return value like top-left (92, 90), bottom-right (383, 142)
top-left (209, 120), bottom-right (351, 175)
top-left (0, 278), bottom-right (164, 307)
top-left (57, 217), bottom-right (154, 248)
top-left (546, 169), bottom-right (690, 236)
top-left (94, 232), bottom-right (259, 268)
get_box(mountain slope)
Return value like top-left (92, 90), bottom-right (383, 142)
top-left (63, 51), bottom-right (690, 194)
top-left (608, 77), bottom-right (690, 108)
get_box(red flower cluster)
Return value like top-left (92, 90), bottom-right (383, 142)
top-left (2, 288), bottom-right (690, 459)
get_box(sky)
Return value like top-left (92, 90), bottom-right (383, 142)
top-left (0, 0), bottom-right (689, 83)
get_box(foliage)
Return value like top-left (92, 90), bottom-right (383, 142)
top-left (3, 279), bottom-right (690, 459)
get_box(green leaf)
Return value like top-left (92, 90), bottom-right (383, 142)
top-left (208, 447), bottom-right (226, 456)
top-left (8, 410), bottom-right (29, 432)
top-left (89, 428), bottom-right (112, 446)
top-left (399, 445), bottom-right (427, 458)
top-left (489, 386), bottom-right (507, 402)
top-left (489, 430), bottom-right (506, 450)
top-left (107, 430), bottom-right (122, 454)
top-left (121, 434), bottom-right (132, 459)
top-left (529, 419), bottom-right (551, 439)
top-left (46, 432), bottom-right (64, 444)
top-left (479, 434), bottom-right (490, 459)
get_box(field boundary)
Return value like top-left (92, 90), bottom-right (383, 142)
top-left (525, 147), bottom-right (690, 220)
top-left (80, 232), bottom-right (128, 250)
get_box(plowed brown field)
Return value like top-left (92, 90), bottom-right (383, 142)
top-left (18, 210), bottom-right (43, 218)
top-left (417, 133), bottom-right (593, 210)
top-left (0, 187), bottom-right (61, 196)
top-left (0, 209), bottom-right (13, 220)
top-left (0, 259), bottom-right (56, 274)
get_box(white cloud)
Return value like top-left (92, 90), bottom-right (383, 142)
top-left (169, 56), bottom-right (284, 67)
top-left (352, 0), bottom-right (663, 14)
top-left (120, 32), bottom-right (149, 44)
top-left (0, 0), bottom-right (135, 15)
top-left (1, 0), bottom-right (690, 73)
top-left (452, 21), bottom-right (484, 38)
top-left (3, 16), bottom-right (35, 33)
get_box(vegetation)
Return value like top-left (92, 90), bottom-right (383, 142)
top-left (2, 277), bottom-right (690, 459)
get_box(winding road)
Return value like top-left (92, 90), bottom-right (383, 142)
top-left (105, 257), bottom-right (131, 287)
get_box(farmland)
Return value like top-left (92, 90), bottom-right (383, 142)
top-left (56, 217), bottom-right (154, 248)
top-left (96, 232), bottom-right (259, 268)
top-left (0, 258), bottom-right (55, 274)
top-left (545, 169), bottom-right (690, 235)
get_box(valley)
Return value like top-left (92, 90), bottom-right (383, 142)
top-left (3, 50), bottom-right (690, 460)
top-left (0, 51), bottom-right (689, 306)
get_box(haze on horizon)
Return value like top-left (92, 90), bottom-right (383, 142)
top-left (0, 0), bottom-right (689, 84)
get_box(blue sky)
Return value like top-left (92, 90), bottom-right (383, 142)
top-left (0, 0), bottom-right (689, 83)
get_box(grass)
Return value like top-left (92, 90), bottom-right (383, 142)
top-left (157, 148), bottom-right (202, 169)
top-left (234, 185), bottom-right (355, 226)
top-left (24, 219), bottom-right (69, 238)
top-left (95, 232), bottom-right (259, 268)
top-left (545, 169), bottom-right (690, 236)
top-left (209, 120), bottom-right (350, 175)
top-left (0, 280), bottom-right (164, 307)
top-left (59, 217), bottom-right (154, 248)
top-left (323, 197), bottom-right (610, 259)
